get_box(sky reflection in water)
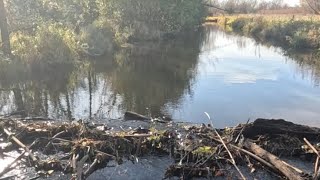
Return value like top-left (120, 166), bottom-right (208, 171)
top-left (1, 26), bottom-right (320, 128)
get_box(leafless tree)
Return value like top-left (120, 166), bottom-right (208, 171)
top-left (300, 0), bottom-right (320, 14)
top-left (0, 0), bottom-right (11, 55)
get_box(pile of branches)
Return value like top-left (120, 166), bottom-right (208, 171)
top-left (0, 117), bottom-right (319, 180)
top-left (0, 119), bottom-right (173, 179)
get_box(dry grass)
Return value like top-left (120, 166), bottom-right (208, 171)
top-left (207, 14), bottom-right (320, 50)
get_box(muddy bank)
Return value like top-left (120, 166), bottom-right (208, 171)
top-left (0, 116), bottom-right (319, 180)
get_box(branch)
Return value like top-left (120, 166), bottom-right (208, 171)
top-left (305, 0), bottom-right (320, 15)
top-left (202, 3), bottom-right (228, 12)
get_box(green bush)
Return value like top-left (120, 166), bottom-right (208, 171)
top-left (79, 20), bottom-right (114, 56)
top-left (11, 23), bottom-right (78, 63)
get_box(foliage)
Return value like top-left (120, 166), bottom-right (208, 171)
top-left (11, 23), bottom-right (78, 63)
top-left (225, 15), bottom-right (320, 50)
top-left (4, 0), bottom-right (205, 62)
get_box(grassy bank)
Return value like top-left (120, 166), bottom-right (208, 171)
top-left (210, 15), bottom-right (320, 51)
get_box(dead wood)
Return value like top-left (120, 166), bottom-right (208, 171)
top-left (0, 118), bottom-right (315, 179)
top-left (2, 128), bottom-right (38, 164)
top-left (303, 138), bottom-right (320, 179)
top-left (243, 140), bottom-right (309, 180)
top-left (124, 111), bottom-right (151, 121)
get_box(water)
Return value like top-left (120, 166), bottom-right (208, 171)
top-left (1, 25), bottom-right (320, 128)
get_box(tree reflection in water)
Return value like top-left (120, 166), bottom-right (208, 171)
top-left (0, 29), bottom-right (203, 120)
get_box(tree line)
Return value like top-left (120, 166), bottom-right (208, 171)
top-left (1, 0), bottom-right (320, 56)
top-left (206, 0), bottom-right (320, 14)
top-left (0, 0), bottom-right (205, 58)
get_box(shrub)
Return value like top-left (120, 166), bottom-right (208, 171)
top-left (11, 23), bottom-right (78, 63)
top-left (79, 20), bottom-right (114, 56)
top-left (228, 16), bottom-right (320, 50)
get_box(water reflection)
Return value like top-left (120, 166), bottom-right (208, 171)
top-left (1, 26), bottom-right (320, 127)
top-left (0, 30), bottom-right (202, 120)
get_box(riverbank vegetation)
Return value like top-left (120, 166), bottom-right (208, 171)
top-left (209, 15), bottom-right (320, 52)
top-left (0, 0), bottom-right (205, 63)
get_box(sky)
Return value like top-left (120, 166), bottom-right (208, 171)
top-left (283, 0), bottom-right (300, 6)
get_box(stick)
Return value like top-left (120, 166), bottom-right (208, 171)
top-left (84, 158), bottom-right (99, 178)
top-left (3, 128), bottom-right (38, 163)
top-left (235, 118), bottom-right (250, 143)
top-left (0, 151), bottom-right (25, 178)
top-left (76, 155), bottom-right (89, 180)
top-left (212, 137), bottom-right (281, 175)
top-left (230, 144), bottom-right (278, 172)
top-left (43, 131), bottom-right (66, 152)
top-left (316, 166), bottom-right (320, 180)
top-left (304, 138), bottom-right (320, 157)
top-left (205, 112), bottom-right (246, 180)
top-left (303, 138), bottom-right (320, 179)
top-left (94, 150), bottom-right (116, 159)
top-left (315, 157), bottom-right (319, 177)
top-left (243, 140), bottom-right (306, 180)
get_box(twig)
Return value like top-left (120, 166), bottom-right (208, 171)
top-left (304, 138), bottom-right (320, 156)
top-left (0, 151), bottom-right (26, 178)
top-left (235, 118), bottom-right (250, 143)
top-left (316, 166), bottom-right (320, 180)
top-left (43, 131), bottom-right (66, 152)
top-left (94, 150), bottom-right (116, 159)
top-left (204, 112), bottom-right (246, 180)
top-left (76, 155), bottom-right (89, 180)
top-left (303, 138), bottom-right (320, 179)
top-left (71, 154), bottom-right (79, 173)
top-left (315, 157), bottom-right (319, 177)
top-left (2, 128), bottom-right (38, 163)
top-left (84, 158), bottom-right (99, 178)
top-left (123, 134), bottom-right (152, 138)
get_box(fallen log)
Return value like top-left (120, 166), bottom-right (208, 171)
top-left (124, 111), bottom-right (151, 121)
top-left (243, 140), bottom-right (309, 180)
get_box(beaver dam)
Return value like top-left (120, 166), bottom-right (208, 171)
top-left (0, 112), bottom-right (320, 180)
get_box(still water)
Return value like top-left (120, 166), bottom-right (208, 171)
top-left (1, 25), bottom-right (320, 128)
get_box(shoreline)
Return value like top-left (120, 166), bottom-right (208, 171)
top-left (0, 116), bottom-right (318, 179)
top-left (207, 15), bottom-right (320, 54)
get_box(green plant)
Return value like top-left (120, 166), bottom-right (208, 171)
top-left (11, 23), bottom-right (78, 63)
